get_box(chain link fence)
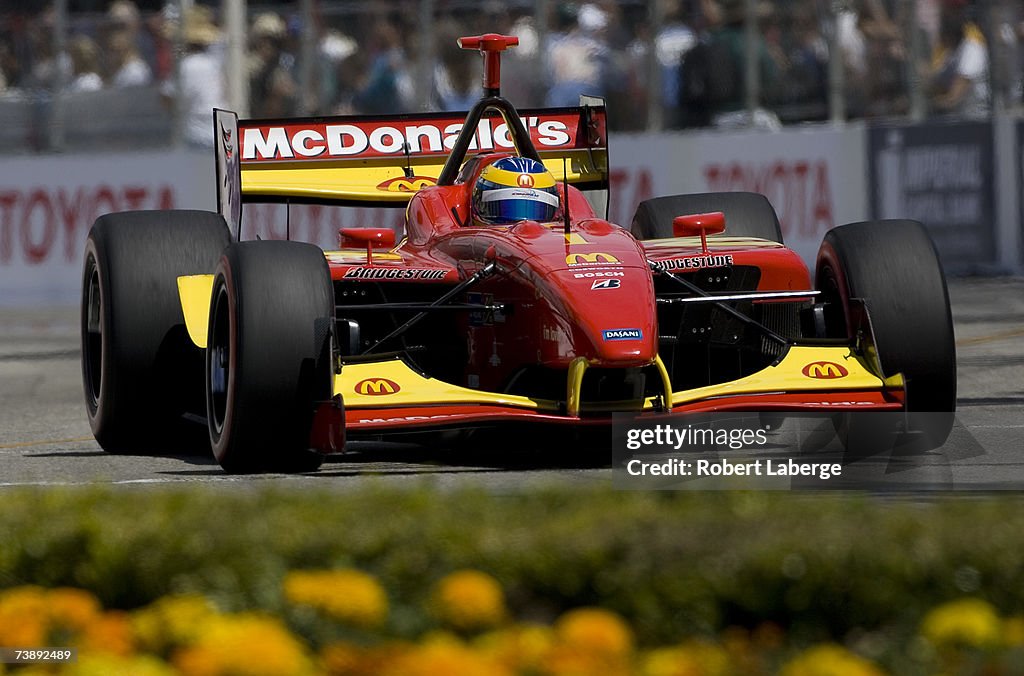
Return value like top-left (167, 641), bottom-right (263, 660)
top-left (0, 0), bottom-right (1021, 154)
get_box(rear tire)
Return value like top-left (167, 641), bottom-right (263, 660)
top-left (81, 210), bottom-right (230, 454)
top-left (206, 241), bottom-right (335, 473)
top-left (630, 192), bottom-right (783, 243)
top-left (816, 220), bottom-right (956, 453)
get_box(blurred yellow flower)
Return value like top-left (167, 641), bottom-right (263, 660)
top-left (320, 641), bottom-right (363, 676)
top-left (47, 588), bottom-right (101, 635)
top-left (475, 623), bottom-right (555, 672)
top-left (60, 654), bottom-right (177, 676)
top-left (172, 612), bottom-right (314, 676)
top-left (131, 593), bottom-right (220, 655)
top-left (1003, 615), bottom-right (1024, 646)
top-left (77, 611), bottom-right (136, 657)
top-left (539, 608), bottom-right (635, 676)
top-left (321, 640), bottom-right (417, 676)
top-left (284, 569), bottom-right (387, 629)
top-left (642, 640), bottom-right (731, 676)
top-left (780, 644), bottom-right (885, 676)
top-left (431, 570), bottom-right (507, 632)
top-left (921, 598), bottom-right (1001, 649)
top-left (0, 586), bottom-right (50, 648)
top-left (555, 607), bottom-right (634, 657)
top-left (378, 632), bottom-right (513, 676)
top-left (1, 586), bottom-right (104, 651)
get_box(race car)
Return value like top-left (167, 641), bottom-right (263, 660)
top-left (81, 34), bottom-right (956, 473)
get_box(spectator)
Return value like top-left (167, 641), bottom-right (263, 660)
top-left (0, 40), bottom-right (21, 96)
top-left (433, 20), bottom-right (476, 112)
top-left (837, 0), bottom-right (877, 116)
top-left (655, 0), bottom-right (696, 128)
top-left (331, 49), bottom-right (366, 115)
top-left (927, 4), bottom-right (989, 118)
top-left (624, 20), bottom-right (654, 129)
top-left (705, 0), bottom-right (778, 117)
top-left (504, 9), bottom-right (544, 108)
top-left (147, 3), bottom-right (176, 83)
top-left (316, 29), bottom-right (357, 115)
top-left (544, 3), bottom-right (611, 107)
top-left (25, 8), bottom-right (70, 91)
top-left (596, 0), bottom-right (637, 130)
top-left (67, 35), bottom-right (102, 93)
top-left (859, 2), bottom-right (908, 117)
top-left (161, 5), bottom-right (225, 147)
top-left (1017, 15), bottom-right (1024, 106)
top-left (679, 0), bottom-right (734, 127)
top-left (782, 5), bottom-right (829, 119)
top-left (107, 0), bottom-right (141, 36)
top-left (352, 17), bottom-right (413, 115)
top-left (105, 28), bottom-right (151, 87)
top-left (248, 12), bottom-right (297, 118)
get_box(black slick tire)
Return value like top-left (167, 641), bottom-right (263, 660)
top-left (630, 192), bottom-right (783, 242)
top-left (816, 220), bottom-right (956, 453)
top-left (206, 240), bottom-right (335, 473)
top-left (81, 210), bottom-right (230, 454)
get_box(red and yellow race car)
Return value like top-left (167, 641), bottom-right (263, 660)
top-left (81, 34), bottom-right (955, 472)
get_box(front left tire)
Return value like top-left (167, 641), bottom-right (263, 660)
top-left (206, 240), bottom-right (335, 473)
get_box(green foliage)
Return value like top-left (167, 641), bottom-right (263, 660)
top-left (1, 486), bottom-right (1023, 649)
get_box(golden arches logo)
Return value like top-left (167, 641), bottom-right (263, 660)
top-left (375, 176), bottom-right (437, 192)
top-left (566, 252), bottom-right (620, 266)
top-left (517, 173), bottom-right (535, 188)
top-left (354, 378), bottom-right (401, 395)
top-left (801, 361), bottom-right (849, 379)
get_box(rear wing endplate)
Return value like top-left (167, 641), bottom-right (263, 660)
top-left (214, 109), bottom-right (242, 239)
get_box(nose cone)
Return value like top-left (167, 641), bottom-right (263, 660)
top-left (549, 267), bottom-right (657, 366)
top-left (492, 219), bottom-right (659, 367)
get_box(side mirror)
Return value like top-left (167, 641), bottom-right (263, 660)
top-left (673, 212), bottom-right (725, 253)
top-left (672, 212), bottom-right (726, 238)
top-left (338, 228), bottom-right (396, 249)
top-left (339, 228), bottom-right (396, 266)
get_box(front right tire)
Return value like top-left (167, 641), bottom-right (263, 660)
top-left (816, 220), bottom-right (956, 453)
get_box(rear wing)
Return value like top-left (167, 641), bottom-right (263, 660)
top-left (213, 100), bottom-right (608, 238)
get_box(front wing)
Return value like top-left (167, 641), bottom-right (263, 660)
top-left (337, 345), bottom-right (904, 435)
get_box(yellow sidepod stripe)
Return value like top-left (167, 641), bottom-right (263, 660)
top-left (177, 274), bottom-right (215, 348)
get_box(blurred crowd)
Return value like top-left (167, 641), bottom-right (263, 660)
top-left (1, 0), bottom-right (1023, 150)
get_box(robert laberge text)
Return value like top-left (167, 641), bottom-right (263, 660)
top-left (626, 458), bottom-right (842, 480)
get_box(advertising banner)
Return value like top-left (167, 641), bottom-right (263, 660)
top-left (868, 121), bottom-right (996, 269)
top-left (0, 152), bottom-right (213, 305)
top-left (0, 151), bottom-right (401, 305)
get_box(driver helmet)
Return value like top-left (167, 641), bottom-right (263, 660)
top-left (472, 157), bottom-right (559, 225)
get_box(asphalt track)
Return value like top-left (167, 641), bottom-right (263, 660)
top-left (1, 277), bottom-right (1022, 490)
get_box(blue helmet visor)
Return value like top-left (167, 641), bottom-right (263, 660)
top-left (477, 187), bottom-right (559, 224)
